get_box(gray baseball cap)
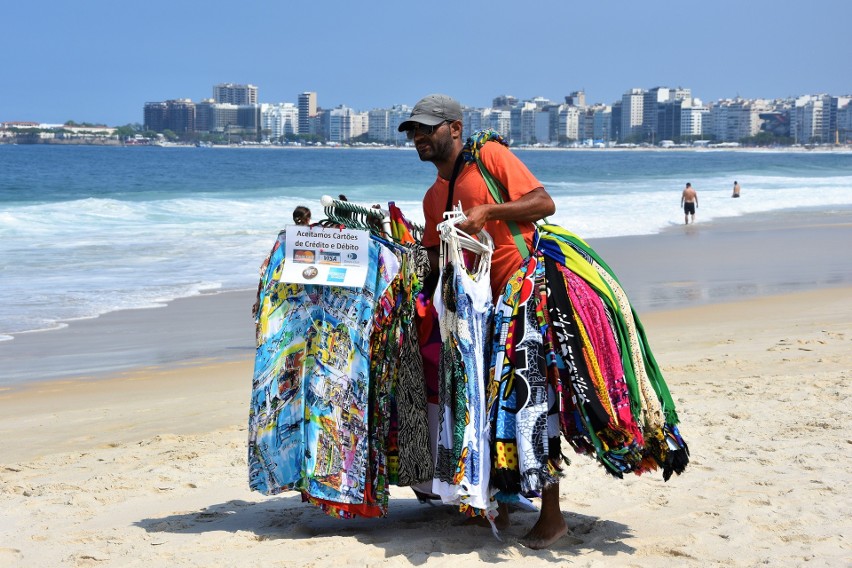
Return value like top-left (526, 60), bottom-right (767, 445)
top-left (398, 94), bottom-right (462, 131)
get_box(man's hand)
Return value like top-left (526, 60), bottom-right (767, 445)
top-left (457, 204), bottom-right (492, 235)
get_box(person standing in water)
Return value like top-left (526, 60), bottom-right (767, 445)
top-left (732, 181), bottom-right (741, 198)
top-left (681, 182), bottom-right (698, 224)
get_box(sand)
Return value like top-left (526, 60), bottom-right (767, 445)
top-left (1, 209), bottom-right (851, 567)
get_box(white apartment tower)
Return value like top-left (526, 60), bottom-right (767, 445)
top-left (557, 105), bottom-right (581, 142)
top-left (328, 105), bottom-right (368, 143)
top-left (388, 105), bottom-right (412, 145)
top-left (367, 109), bottom-right (391, 143)
top-left (488, 109), bottom-right (512, 139)
top-left (680, 99), bottom-right (708, 139)
top-left (463, 108), bottom-right (486, 141)
top-left (620, 89), bottom-right (645, 141)
top-left (368, 106), bottom-right (412, 145)
top-left (261, 103), bottom-right (299, 139)
top-left (708, 99), bottom-right (763, 142)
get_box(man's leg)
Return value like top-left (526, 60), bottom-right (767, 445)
top-left (521, 482), bottom-right (568, 549)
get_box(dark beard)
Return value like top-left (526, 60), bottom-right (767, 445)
top-left (417, 130), bottom-right (454, 164)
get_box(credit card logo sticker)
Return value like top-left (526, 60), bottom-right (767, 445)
top-left (327, 267), bottom-right (346, 283)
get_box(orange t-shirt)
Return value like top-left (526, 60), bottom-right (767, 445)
top-left (421, 143), bottom-right (542, 300)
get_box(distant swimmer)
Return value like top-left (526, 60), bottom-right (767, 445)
top-left (681, 182), bottom-right (698, 224)
top-left (732, 181), bottom-right (741, 198)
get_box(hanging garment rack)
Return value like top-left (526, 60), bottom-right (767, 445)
top-left (320, 194), bottom-right (424, 242)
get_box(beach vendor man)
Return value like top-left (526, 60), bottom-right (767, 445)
top-left (399, 94), bottom-right (564, 549)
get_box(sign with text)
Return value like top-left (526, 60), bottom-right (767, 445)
top-left (279, 225), bottom-right (370, 288)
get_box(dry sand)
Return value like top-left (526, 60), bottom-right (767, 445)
top-left (1, 290), bottom-right (849, 567)
top-left (1, 208), bottom-right (851, 567)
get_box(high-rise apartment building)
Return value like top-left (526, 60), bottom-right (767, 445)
top-left (610, 101), bottom-right (622, 141)
top-left (327, 105), bottom-right (368, 143)
top-left (510, 102), bottom-right (538, 144)
top-left (194, 99), bottom-right (216, 132)
top-left (143, 102), bottom-right (168, 133)
top-left (368, 106), bottom-right (413, 144)
top-left (213, 83), bottom-right (258, 105)
top-left (565, 91), bottom-right (586, 107)
top-left (463, 108), bottom-right (486, 140)
top-left (592, 105), bottom-right (612, 142)
top-left (388, 105), bottom-right (413, 145)
top-left (620, 89), bottom-right (645, 142)
top-left (557, 105), bottom-right (581, 142)
top-left (643, 87), bottom-right (670, 143)
top-left (680, 99), bottom-right (708, 140)
top-left (261, 103), bottom-right (299, 139)
top-left (834, 97), bottom-right (852, 143)
top-left (298, 92), bottom-right (317, 135)
top-left (492, 95), bottom-right (518, 109)
top-left (143, 99), bottom-right (195, 134)
top-left (488, 109), bottom-right (512, 139)
top-left (708, 99), bottom-right (763, 142)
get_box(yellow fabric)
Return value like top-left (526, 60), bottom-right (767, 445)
top-left (494, 441), bottom-right (518, 470)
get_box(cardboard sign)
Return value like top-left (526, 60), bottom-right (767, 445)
top-left (279, 225), bottom-right (370, 288)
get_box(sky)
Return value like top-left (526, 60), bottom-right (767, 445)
top-left (3, 0), bottom-right (851, 126)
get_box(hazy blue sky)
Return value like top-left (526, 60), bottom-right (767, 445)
top-left (3, 0), bottom-right (850, 126)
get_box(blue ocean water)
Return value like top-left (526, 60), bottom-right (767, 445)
top-left (1, 144), bottom-right (851, 340)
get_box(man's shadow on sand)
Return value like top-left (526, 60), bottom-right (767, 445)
top-left (134, 494), bottom-right (634, 563)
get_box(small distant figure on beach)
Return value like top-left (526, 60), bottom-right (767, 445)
top-left (293, 205), bottom-right (311, 226)
top-left (732, 181), bottom-right (741, 198)
top-left (681, 182), bottom-right (698, 224)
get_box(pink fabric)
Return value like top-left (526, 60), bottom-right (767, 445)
top-left (562, 268), bottom-right (644, 446)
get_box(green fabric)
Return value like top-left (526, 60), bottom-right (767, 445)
top-left (539, 224), bottom-right (680, 424)
top-left (475, 158), bottom-right (531, 258)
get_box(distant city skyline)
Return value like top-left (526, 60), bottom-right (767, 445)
top-left (3, 0), bottom-right (851, 126)
top-left (10, 83), bottom-right (849, 130)
top-left (130, 85), bottom-right (846, 146)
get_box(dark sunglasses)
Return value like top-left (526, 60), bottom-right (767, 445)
top-left (404, 120), bottom-right (451, 140)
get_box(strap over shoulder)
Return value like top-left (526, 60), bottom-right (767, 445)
top-left (463, 130), bottom-right (531, 258)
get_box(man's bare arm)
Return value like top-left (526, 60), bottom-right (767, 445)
top-left (457, 187), bottom-right (555, 235)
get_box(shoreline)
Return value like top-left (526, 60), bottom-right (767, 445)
top-left (5, 138), bottom-right (851, 153)
top-left (1, 205), bottom-right (850, 388)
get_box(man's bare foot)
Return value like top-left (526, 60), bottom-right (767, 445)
top-left (520, 519), bottom-right (568, 550)
top-left (521, 483), bottom-right (568, 549)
